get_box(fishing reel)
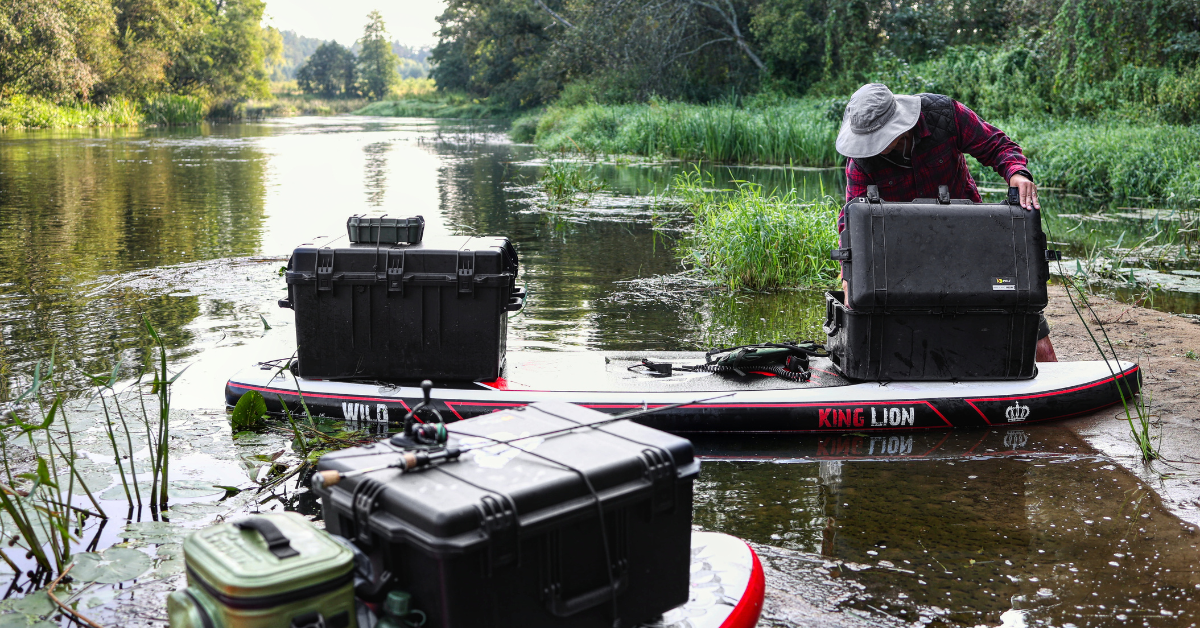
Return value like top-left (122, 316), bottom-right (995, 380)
top-left (390, 380), bottom-right (449, 449)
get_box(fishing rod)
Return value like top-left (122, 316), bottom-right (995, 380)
top-left (311, 392), bottom-right (736, 489)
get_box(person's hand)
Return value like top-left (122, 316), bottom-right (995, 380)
top-left (1009, 173), bottom-right (1039, 211)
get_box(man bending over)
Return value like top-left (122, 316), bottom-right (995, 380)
top-left (835, 83), bottom-right (1056, 362)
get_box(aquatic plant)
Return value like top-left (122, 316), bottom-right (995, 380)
top-left (538, 158), bottom-right (604, 209)
top-left (0, 353), bottom-right (107, 578)
top-left (142, 95), bottom-right (205, 126)
top-left (671, 166), bottom-right (841, 290)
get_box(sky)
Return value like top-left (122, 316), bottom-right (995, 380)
top-left (263, 0), bottom-right (448, 48)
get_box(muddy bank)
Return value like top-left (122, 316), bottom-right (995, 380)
top-left (1042, 284), bottom-right (1200, 529)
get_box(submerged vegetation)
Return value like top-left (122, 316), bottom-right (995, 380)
top-left (671, 168), bottom-right (840, 291)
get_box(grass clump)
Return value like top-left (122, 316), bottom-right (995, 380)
top-left (538, 159), bottom-right (604, 209)
top-left (140, 95), bottom-right (205, 126)
top-left (532, 99), bottom-right (840, 166)
top-left (672, 167), bottom-right (841, 290)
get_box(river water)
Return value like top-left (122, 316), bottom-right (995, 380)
top-left (0, 118), bottom-right (1197, 626)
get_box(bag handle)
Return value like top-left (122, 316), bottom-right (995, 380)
top-left (234, 517), bottom-right (300, 559)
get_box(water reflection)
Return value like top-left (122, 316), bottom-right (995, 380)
top-left (694, 427), bottom-right (1200, 626)
top-left (0, 126), bottom-right (268, 391)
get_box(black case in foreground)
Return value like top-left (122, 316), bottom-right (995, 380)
top-left (826, 187), bottom-right (1055, 381)
top-left (284, 234), bottom-right (525, 381)
top-left (314, 401), bottom-right (698, 628)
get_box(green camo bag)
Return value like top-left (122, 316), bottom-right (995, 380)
top-left (167, 512), bottom-right (357, 628)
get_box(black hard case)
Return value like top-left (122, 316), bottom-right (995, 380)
top-left (346, 214), bottom-right (425, 244)
top-left (833, 190), bottom-right (1050, 313)
top-left (826, 189), bottom-right (1052, 381)
top-left (285, 235), bottom-right (524, 381)
top-left (314, 402), bottom-right (698, 628)
top-left (825, 291), bottom-right (1041, 381)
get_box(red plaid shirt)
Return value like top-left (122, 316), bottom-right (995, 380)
top-left (839, 101), bottom-right (1030, 232)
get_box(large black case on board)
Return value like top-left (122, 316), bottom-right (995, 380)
top-left (313, 401), bottom-right (698, 628)
top-left (283, 234), bottom-right (525, 381)
top-left (826, 187), bottom-right (1055, 381)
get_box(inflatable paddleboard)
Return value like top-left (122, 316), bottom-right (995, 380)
top-left (226, 352), bottom-right (1140, 433)
top-left (639, 531), bottom-right (764, 628)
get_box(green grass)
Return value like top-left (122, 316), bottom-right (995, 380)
top-left (672, 167), bottom-right (841, 290)
top-left (0, 94), bottom-right (205, 130)
top-left (968, 119), bottom-right (1200, 203)
top-left (354, 97), bottom-right (505, 119)
top-left (530, 99), bottom-right (841, 166)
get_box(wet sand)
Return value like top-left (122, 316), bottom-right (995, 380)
top-left (1043, 284), bottom-right (1200, 529)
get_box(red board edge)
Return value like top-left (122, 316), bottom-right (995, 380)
top-left (720, 542), bottom-right (765, 628)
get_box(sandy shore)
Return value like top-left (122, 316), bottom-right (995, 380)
top-left (1041, 284), bottom-right (1200, 528)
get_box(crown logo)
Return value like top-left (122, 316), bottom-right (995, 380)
top-left (1005, 401), bottom-right (1030, 422)
top-left (1004, 430), bottom-right (1028, 449)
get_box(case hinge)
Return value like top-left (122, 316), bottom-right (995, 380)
top-left (1045, 249), bottom-right (1062, 261)
top-left (316, 250), bottom-right (335, 291)
top-left (478, 494), bottom-right (518, 573)
top-left (457, 251), bottom-right (476, 294)
top-left (386, 249), bottom-right (405, 294)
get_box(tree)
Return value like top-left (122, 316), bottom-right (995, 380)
top-left (0, 0), bottom-right (116, 100)
top-left (297, 41), bottom-right (357, 96)
top-left (356, 10), bottom-right (400, 100)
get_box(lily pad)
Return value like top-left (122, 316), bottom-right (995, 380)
top-left (70, 547), bottom-right (153, 583)
top-left (122, 521), bottom-right (180, 544)
top-left (1, 590), bottom-right (54, 617)
top-left (99, 479), bottom-right (225, 501)
top-left (162, 501), bottom-right (226, 521)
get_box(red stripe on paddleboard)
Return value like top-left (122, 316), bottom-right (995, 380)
top-left (444, 401), bottom-right (526, 421)
top-left (721, 543), bottom-right (765, 628)
top-left (965, 365), bottom-right (1139, 426)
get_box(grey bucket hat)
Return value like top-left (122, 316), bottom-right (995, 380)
top-left (835, 83), bottom-right (921, 159)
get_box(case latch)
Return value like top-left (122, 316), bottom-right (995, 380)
top-left (640, 448), bottom-right (676, 515)
top-left (937, 185), bottom-right (950, 204)
top-left (866, 185), bottom-right (880, 203)
top-left (830, 248), bottom-right (852, 261)
top-left (316, 250), bottom-right (335, 291)
top-left (478, 494), bottom-right (518, 573)
top-left (386, 249), bottom-right (405, 294)
top-left (457, 251), bottom-right (476, 294)
top-left (350, 477), bottom-right (386, 545)
top-left (1045, 249), bottom-right (1062, 261)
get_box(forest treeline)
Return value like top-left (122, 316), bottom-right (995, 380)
top-left (1, 0), bottom-right (279, 121)
top-left (432, 0), bottom-right (1200, 122)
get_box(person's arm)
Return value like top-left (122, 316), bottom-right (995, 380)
top-left (953, 101), bottom-right (1039, 209)
top-left (841, 159), bottom-right (869, 233)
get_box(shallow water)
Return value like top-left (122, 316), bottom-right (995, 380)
top-left (0, 118), bottom-right (1197, 625)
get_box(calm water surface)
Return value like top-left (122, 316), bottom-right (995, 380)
top-left (0, 118), bottom-right (1196, 625)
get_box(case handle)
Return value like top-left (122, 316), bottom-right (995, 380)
top-left (234, 517), bottom-right (300, 559)
top-left (545, 574), bottom-right (627, 617)
top-left (823, 297), bottom-right (843, 336)
top-left (506, 286), bottom-right (527, 312)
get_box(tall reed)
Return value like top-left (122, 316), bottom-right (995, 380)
top-left (532, 100), bottom-right (841, 166)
